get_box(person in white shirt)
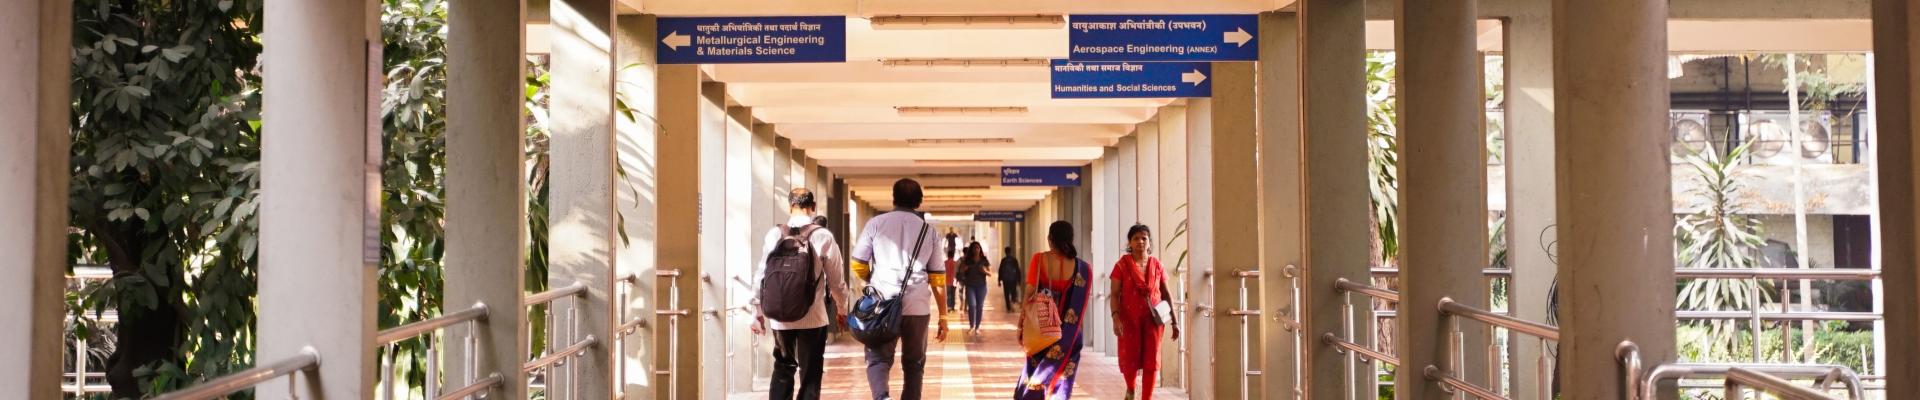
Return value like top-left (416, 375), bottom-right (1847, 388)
top-left (849, 178), bottom-right (949, 400)
top-left (752, 188), bottom-right (848, 400)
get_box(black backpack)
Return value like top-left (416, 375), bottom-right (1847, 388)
top-left (761, 224), bottom-right (823, 323)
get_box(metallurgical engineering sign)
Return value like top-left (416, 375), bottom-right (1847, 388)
top-left (657, 16), bottom-right (846, 64)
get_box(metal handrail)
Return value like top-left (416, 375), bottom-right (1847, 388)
top-left (1437, 297), bottom-right (1559, 341)
top-left (1726, 367), bottom-right (1844, 400)
top-left (1321, 332), bottom-right (1399, 365)
top-left (1677, 310), bottom-right (1880, 321)
top-left (1333, 278), bottom-right (1399, 303)
top-left (1425, 365), bottom-right (1508, 400)
top-left (377, 303), bottom-right (490, 344)
top-left (150, 347), bottom-right (319, 400)
top-left (525, 282), bottom-right (588, 306)
top-left (436, 372), bottom-right (502, 400)
top-left (1622, 340), bottom-right (1865, 400)
top-left (523, 335), bottom-right (599, 374)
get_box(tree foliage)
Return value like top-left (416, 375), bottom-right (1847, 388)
top-left (1366, 52), bottom-right (1400, 266)
top-left (1674, 141), bottom-right (1772, 359)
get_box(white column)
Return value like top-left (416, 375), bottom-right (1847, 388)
top-left (1156, 106), bottom-right (1191, 387)
top-left (1092, 148), bottom-right (1115, 354)
top-left (1871, 0), bottom-right (1920, 391)
top-left (1256, 12), bottom-right (1304, 399)
top-left (656, 63), bottom-right (705, 399)
top-left (752, 120), bottom-right (781, 386)
top-left (1502, 7), bottom-right (1558, 399)
top-left (696, 81), bottom-right (730, 398)
top-left (0, 0), bottom-right (71, 397)
top-left (259, 0), bottom-right (379, 397)
top-left (447, 0), bottom-right (529, 396)
top-left (1193, 62), bottom-right (1260, 400)
top-left (1553, 0), bottom-right (1674, 397)
top-left (1394, 0), bottom-right (1489, 397)
top-left (1297, 0), bottom-right (1376, 396)
top-left (613, 15), bottom-right (660, 399)
top-left (723, 106), bottom-right (756, 395)
top-left (547, 0), bottom-right (618, 396)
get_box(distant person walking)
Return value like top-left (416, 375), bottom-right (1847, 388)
top-left (999, 246), bottom-right (1023, 312)
top-left (1015, 221), bottom-right (1091, 400)
top-left (958, 241), bottom-right (992, 334)
top-left (1108, 224), bottom-right (1179, 400)
top-left (849, 179), bottom-right (950, 400)
top-left (944, 229), bottom-right (960, 313)
top-left (751, 188), bottom-right (848, 400)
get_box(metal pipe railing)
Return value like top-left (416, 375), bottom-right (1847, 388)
top-left (1230, 267), bottom-right (1260, 400)
top-left (1425, 365), bottom-right (1508, 400)
top-left (523, 335), bottom-right (599, 374)
top-left (377, 303), bottom-right (490, 344)
top-left (1676, 310), bottom-right (1881, 321)
top-left (150, 347), bottom-right (319, 400)
top-left (1437, 297), bottom-right (1560, 341)
top-left (524, 281), bottom-right (588, 307)
top-left (1333, 278), bottom-right (1400, 303)
top-left (1322, 332), bottom-right (1399, 365)
top-left (376, 302), bottom-right (494, 399)
top-left (1725, 367), bottom-right (1845, 400)
top-left (1621, 341), bottom-right (1866, 400)
top-left (437, 373), bottom-right (503, 400)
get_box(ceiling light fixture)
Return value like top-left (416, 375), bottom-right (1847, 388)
top-left (896, 106), bottom-right (1028, 117)
top-left (906, 138), bottom-right (1016, 146)
top-left (914, 160), bottom-right (1005, 167)
top-left (880, 58), bottom-right (1051, 69)
top-left (869, 15), bottom-right (1066, 30)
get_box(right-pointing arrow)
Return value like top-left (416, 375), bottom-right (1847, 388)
top-left (1181, 70), bottom-right (1208, 86)
top-left (662, 31), bottom-right (691, 51)
top-left (1223, 27), bottom-right (1253, 47)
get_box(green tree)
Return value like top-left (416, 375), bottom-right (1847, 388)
top-left (1366, 52), bottom-right (1400, 267)
top-left (1673, 141), bottom-right (1772, 360)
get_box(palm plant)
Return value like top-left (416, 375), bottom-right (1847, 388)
top-left (1673, 140), bottom-right (1772, 360)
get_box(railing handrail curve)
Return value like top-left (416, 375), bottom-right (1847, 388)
top-left (1333, 278), bottom-right (1400, 303)
top-left (523, 335), bottom-right (599, 374)
top-left (376, 302), bottom-right (490, 344)
top-left (1726, 367), bottom-right (1846, 400)
top-left (1437, 297), bottom-right (1560, 341)
top-left (150, 347), bottom-right (319, 400)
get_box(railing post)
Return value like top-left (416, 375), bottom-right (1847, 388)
top-left (258, 0), bottom-right (380, 397)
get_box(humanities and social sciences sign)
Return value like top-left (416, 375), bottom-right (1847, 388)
top-left (1066, 14), bottom-right (1259, 62)
top-left (657, 16), bottom-right (846, 64)
top-left (1000, 166), bottom-right (1084, 187)
top-left (974, 211), bottom-right (1026, 222)
top-left (1051, 60), bottom-right (1212, 99)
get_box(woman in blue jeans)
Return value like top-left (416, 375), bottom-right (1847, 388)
top-left (959, 241), bottom-right (993, 335)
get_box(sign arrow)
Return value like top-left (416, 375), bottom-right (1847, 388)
top-left (1223, 27), bottom-right (1253, 47)
top-left (1066, 172), bottom-right (1080, 181)
top-left (1181, 70), bottom-right (1208, 86)
top-left (662, 31), bottom-right (691, 51)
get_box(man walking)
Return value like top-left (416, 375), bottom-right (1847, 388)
top-left (850, 179), bottom-right (950, 400)
top-left (753, 188), bottom-right (847, 400)
top-left (997, 246), bottom-right (1023, 312)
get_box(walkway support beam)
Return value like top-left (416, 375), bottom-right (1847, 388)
top-left (1256, 12), bottom-right (1304, 399)
top-left (613, 14), bottom-right (661, 399)
top-left (1396, 0), bottom-right (1491, 397)
top-left (1192, 61), bottom-right (1260, 400)
top-left (1553, 0), bottom-right (1676, 398)
top-left (547, 0), bottom-right (619, 396)
top-left (0, 0), bottom-right (72, 397)
top-left (446, 0), bottom-right (530, 396)
top-left (1872, 0), bottom-right (1920, 392)
top-left (656, 63), bottom-right (705, 400)
top-left (1297, 0), bottom-right (1377, 397)
top-left (259, 0), bottom-right (380, 397)
top-left (1502, 3), bottom-right (1559, 398)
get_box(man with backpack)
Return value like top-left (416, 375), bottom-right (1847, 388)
top-left (752, 188), bottom-right (847, 400)
top-left (848, 178), bottom-right (949, 400)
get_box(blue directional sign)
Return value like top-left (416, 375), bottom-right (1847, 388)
top-left (1051, 60), bottom-right (1212, 99)
top-left (657, 16), bottom-right (846, 64)
top-left (1067, 14), bottom-right (1259, 62)
top-left (974, 211), bottom-right (1026, 222)
top-left (1001, 166), bottom-right (1084, 187)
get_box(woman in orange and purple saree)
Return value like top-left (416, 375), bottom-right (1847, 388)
top-left (1015, 221), bottom-right (1091, 400)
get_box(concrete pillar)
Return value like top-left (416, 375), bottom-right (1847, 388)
top-left (1118, 137), bottom-right (1141, 248)
top-left (752, 120), bottom-right (782, 387)
top-left (656, 63), bottom-right (704, 400)
top-left (613, 15), bottom-right (660, 399)
top-left (259, 0), bottom-right (379, 397)
top-left (1394, 0), bottom-right (1490, 397)
top-left (1297, 0), bottom-right (1376, 396)
top-left (1256, 12), bottom-right (1304, 399)
top-left (446, 0), bottom-right (529, 396)
top-left (696, 81), bottom-right (730, 398)
top-left (0, 0), bottom-right (70, 396)
top-left (1501, 7), bottom-right (1558, 399)
top-left (547, 0), bottom-right (619, 396)
top-left (1092, 148), bottom-right (1115, 354)
top-left (1157, 106), bottom-right (1191, 387)
top-left (1872, 0), bottom-right (1920, 391)
top-left (1553, 0), bottom-right (1674, 397)
top-left (1192, 62), bottom-right (1260, 400)
top-left (723, 106), bottom-right (756, 395)
top-left (1137, 118), bottom-right (1163, 246)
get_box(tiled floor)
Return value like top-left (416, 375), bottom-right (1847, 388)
top-left (737, 284), bottom-right (1189, 400)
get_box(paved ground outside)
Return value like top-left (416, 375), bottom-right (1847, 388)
top-left (734, 282), bottom-right (1190, 400)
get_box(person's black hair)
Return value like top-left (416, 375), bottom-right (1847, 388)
top-left (1004, 246), bottom-right (1013, 253)
top-left (811, 215), bottom-right (828, 227)
top-left (788, 188), bottom-right (817, 210)
top-left (892, 178), bottom-right (923, 209)
top-left (1048, 220), bottom-right (1078, 260)
top-left (1127, 223), bottom-right (1152, 242)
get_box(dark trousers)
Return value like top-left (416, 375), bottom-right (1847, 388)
top-left (1002, 282), bottom-right (1021, 311)
top-left (772, 327), bottom-right (829, 400)
top-left (865, 315), bottom-right (930, 400)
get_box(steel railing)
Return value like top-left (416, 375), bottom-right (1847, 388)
top-left (1326, 277), bottom-right (1400, 400)
top-left (1726, 367), bottom-right (1846, 400)
top-left (64, 267), bottom-right (115, 396)
top-left (1428, 298), bottom-right (1561, 400)
top-left (618, 269), bottom-right (691, 399)
top-left (149, 347), bottom-right (319, 400)
top-left (524, 281), bottom-right (593, 398)
top-left (376, 302), bottom-right (495, 400)
top-left (1619, 341), bottom-right (1865, 400)
top-left (1227, 268), bottom-right (1263, 400)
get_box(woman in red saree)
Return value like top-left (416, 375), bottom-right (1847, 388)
top-left (1015, 221), bottom-right (1091, 400)
top-left (1109, 224), bottom-right (1180, 400)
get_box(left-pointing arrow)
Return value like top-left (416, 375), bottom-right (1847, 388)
top-left (1181, 70), bottom-right (1208, 86)
top-left (662, 31), bottom-right (692, 50)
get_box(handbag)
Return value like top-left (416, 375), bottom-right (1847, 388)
top-left (1148, 262), bottom-right (1174, 326)
top-left (848, 220), bottom-right (930, 346)
top-left (1020, 254), bottom-right (1068, 354)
